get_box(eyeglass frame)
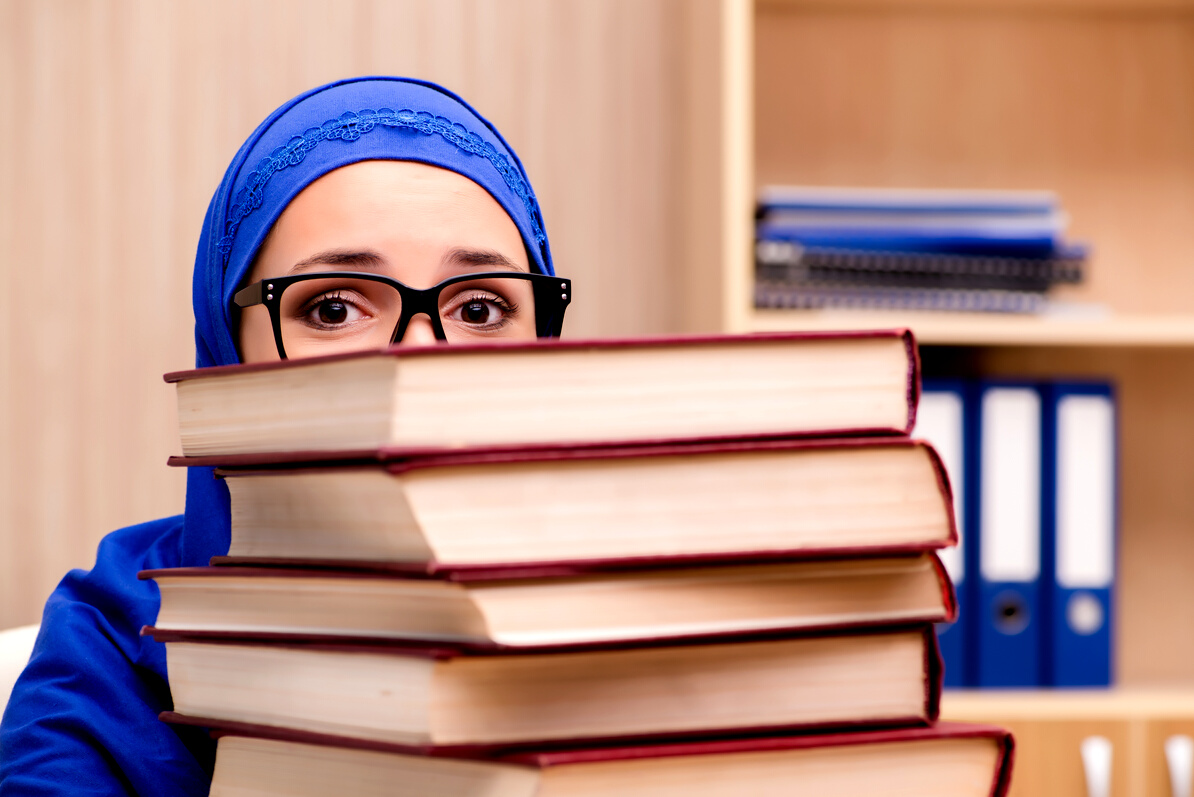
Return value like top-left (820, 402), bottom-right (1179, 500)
top-left (233, 270), bottom-right (572, 360)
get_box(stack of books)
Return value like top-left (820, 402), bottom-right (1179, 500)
top-left (145, 332), bottom-right (1014, 795)
top-left (755, 186), bottom-right (1086, 313)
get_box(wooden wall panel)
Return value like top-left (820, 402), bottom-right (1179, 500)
top-left (0, 0), bottom-right (726, 629)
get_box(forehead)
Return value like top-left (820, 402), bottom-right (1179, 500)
top-left (257, 160), bottom-right (528, 266)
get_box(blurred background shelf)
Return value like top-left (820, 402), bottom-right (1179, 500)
top-left (942, 689), bottom-right (1194, 795)
top-left (943, 688), bottom-right (1194, 721)
top-left (734, 3), bottom-right (1194, 792)
top-left (749, 310), bottom-right (1194, 347)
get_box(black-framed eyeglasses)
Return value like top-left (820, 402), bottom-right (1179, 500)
top-left (234, 271), bottom-right (571, 360)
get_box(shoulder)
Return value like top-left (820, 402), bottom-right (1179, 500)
top-left (0, 516), bottom-right (214, 796)
top-left (46, 516), bottom-right (184, 666)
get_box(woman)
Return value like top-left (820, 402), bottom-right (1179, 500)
top-left (0, 76), bottom-right (567, 795)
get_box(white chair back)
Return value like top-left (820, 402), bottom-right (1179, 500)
top-left (0, 624), bottom-right (39, 716)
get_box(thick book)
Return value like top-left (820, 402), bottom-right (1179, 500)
top-left (149, 625), bottom-right (942, 749)
top-left (201, 722), bottom-right (1013, 797)
top-left (164, 330), bottom-right (919, 459)
top-left (199, 438), bottom-right (957, 571)
top-left (142, 552), bottom-right (955, 647)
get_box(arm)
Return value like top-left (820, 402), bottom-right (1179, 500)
top-left (0, 520), bottom-right (214, 796)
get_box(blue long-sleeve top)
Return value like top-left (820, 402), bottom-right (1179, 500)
top-left (0, 518), bottom-right (214, 795)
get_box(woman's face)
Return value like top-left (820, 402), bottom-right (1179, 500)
top-left (237, 160), bottom-right (534, 363)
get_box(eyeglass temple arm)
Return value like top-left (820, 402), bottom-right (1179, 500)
top-left (233, 281), bottom-right (263, 308)
top-left (532, 277), bottom-right (570, 337)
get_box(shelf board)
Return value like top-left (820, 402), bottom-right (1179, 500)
top-left (942, 688), bottom-right (1194, 721)
top-left (749, 309), bottom-right (1194, 347)
top-left (757, 0), bottom-right (1194, 11)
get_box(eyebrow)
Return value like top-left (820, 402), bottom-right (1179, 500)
top-left (442, 247), bottom-right (526, 272)
top-left (288, 249), bottom-right (387, 274)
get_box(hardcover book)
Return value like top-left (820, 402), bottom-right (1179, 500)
top-left (150, 625), bottom-right (942, 749)
top-left (143, 553), bottom-right (955, 647)
top-left (165, 330), bottom-right (919, 458)
top-left (201, 722), bottom-right (1013, 797)
top-left (198, 438), bottom-right (957, 570)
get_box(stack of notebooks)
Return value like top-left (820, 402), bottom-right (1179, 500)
top-left (145, 332), bottom-right (1014, 796)
top-left (755, 186), bottom-right (1087, 313)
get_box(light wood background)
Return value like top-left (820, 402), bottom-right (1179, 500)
top-left (754, 2), bottom-right (1194, 689)
top-left (755, 4), bottom-right (1194, 317)
top-left (0, 0), bottom-right (734, 629)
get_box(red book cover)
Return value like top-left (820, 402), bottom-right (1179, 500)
top-left (141, 549), bottom-right (956, 619)
top-left (164, 327), bottom-right (919, 393)
top-left (183, 437), bottom-right (957, 575)
top-left (176, 719), bottom-right (1012, 796)
top-left (166, 329), bottom-right (922, 461)
top-left (139, 551), bottom-right (957, 644)
top-left (153, 624), bottom-right (943, 751)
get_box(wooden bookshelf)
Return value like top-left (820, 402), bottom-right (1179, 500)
top-left (944, 689), bottom-right (1194, 721)
top-left (751, 310), bottom-right (1194, 347)
top-left (714, 0), bottom-right (1194, 338)
top-left (714, 2), bottom-right (1194, 792)
top-left (942, 689), bottom-right (1194, 795)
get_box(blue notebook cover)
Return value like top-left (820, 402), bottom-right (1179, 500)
top-left (1041, 382), bottom-right (1117, 687)
top-left (915, 379), bottom-right (973, 687)
top-left (975, 382), bottom-right (1044, 687)
top-left (755, 223), bottom-right (1062, 258)
top-left (756, 185), bottom-right (1059, 215)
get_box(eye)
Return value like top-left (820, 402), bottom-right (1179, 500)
top-left (299, 291), bottom-right (370, 329)
top-left (443, 291), bottom-right (518, 329)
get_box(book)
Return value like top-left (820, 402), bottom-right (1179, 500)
top-left (164, 330), bottom-right (919, 459)
top-left (200, 722), bottom-right (1013, 797)
top-left (149, 625), bottom-right (942, 748)
top-left (755, 240), bottom-right (1085, 293)
top-left (142, 553), bottom-right (955, 648)
top-left (201, 438), bottom-right (956, 570)
top-left (1042, 381), bottom-right (1117, 687)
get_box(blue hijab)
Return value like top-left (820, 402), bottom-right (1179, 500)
top-left (184, 75), bottom-right (555, 571)
top-left (0, 77), bottom-right (553, 796)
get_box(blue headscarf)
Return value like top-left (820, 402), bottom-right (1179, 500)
top-left (0, 77), bottom-right (554, 795)
top-left (183, 75), bottom-right (555, 570)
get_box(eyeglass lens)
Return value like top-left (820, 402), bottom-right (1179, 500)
top-left (276, 275), bottom-right (539, 355)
